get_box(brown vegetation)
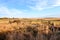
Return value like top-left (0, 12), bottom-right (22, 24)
top-left (0, 18), bottom-right (60, 40)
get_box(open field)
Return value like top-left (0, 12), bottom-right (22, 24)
top-left (0, 18), bottom-right (60, 40)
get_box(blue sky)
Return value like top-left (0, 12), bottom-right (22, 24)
top-left (0, 0), bottom-right (60, 18)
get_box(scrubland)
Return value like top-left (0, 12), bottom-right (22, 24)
top-left (0, 18), bottom-right (60, 40)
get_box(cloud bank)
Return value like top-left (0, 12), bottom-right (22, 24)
top-left (0, 0), bottom-right (60, 10)
top-left (0, 0), bottom-right (60, 17)
top-left (0, 7), bottom-right (26, 18)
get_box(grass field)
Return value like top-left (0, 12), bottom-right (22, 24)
top-left (0, 18), bottom-right (60, 40)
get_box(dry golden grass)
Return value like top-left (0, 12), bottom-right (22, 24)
top-left (0, 18), bottom-right (60, 40)
top-left (0, 18), bottom-right (60, 33)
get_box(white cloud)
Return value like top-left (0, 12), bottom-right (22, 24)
top-left (27, 0), bottom-right (60, 11)
top-left (44, 13), bottom-right (60, 17)
top-left (0, 7), bottom-right (25, 17)
top-left (0, 0), bottom-right (60, 12)
top-left (27, 0), bottom-right (48, 10)
top-left (52, 0), bottom-right (60, 6)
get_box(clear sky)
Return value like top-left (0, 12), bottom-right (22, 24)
top-left (0, 0), bottom-right (60, 18)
